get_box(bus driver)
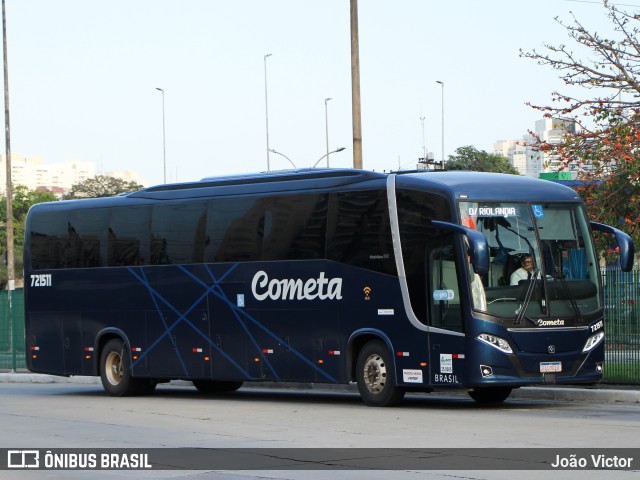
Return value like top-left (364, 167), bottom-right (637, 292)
top-left (510, 255), bottom-right (534, 285)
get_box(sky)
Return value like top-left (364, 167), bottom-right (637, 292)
top-left (0, 0), bottom-right (631, 187)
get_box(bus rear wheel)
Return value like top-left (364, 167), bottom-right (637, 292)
top-left (468, 386), bottom-right (512, 404)
top-left (100, 338), bottom-right (146, 397)
top-left (356, 340), bottom-right (405, 407)
top-left (192, 380), bottom-right (243, 393)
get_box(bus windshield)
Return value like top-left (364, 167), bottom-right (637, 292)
top-left (459, 201), bottom-right (601, 323)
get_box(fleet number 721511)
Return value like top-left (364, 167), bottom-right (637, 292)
top-left (30, 274), bottom-right (52, 287)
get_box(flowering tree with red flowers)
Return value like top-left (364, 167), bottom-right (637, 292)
top-left (521, 0), bottom-right (640, 254)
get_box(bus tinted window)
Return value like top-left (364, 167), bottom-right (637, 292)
top-left (327, 190), bottom-right (395, 275)
top-left (263, 194), bottom-right (328, 261)
top-left (206, 194), bottom-right (327, 262)
top-left (150, 203), bottom-right (207, 265)
top-left (30, 210), bottom-right (68, 270)
top-left (108, 206), bottom-right (151, 266)
top-left (206, 196), bottom-right (266, 262)
top-left (28, 190), bottom-right (392, 272)
top-left (67, 209), bottom-right (109, 268)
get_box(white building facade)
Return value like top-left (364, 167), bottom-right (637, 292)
top-left (493, 118), bottom-right (580, 178)
top-left (0, 154), bottom-right (142, 195)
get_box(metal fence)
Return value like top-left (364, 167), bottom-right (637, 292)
top-left (602, 268), bottom-right (640, 384)
top-left (1, 273), bottom-right (639, 382)
top-left (0, 289), bottom-right (24, 371)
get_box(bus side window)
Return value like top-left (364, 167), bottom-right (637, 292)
top-left (62, 223), bottom-right (83, 268)
top-left (30, 211), bottom-right (69, 270)
top-left (108, 206), bottom-right (151, 266)
top-left (262, 194), bottom-right (328, 261)
top-left (68, 208), bottom-right (109, 268)
top-left (150, 202), bottom-right (207, 265)
top-left (206, 197), bottom-right (266, 263)
top-left (327, 190), bottom-right (396, 275)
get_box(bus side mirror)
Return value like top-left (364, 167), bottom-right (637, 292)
top-left (590, 222), bottom-right (635, 272)
top-left (430, 220), bottom-right (490, 275)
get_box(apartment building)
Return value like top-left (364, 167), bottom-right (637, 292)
top-left (0, 154), bottom-right (142, 195)
top-left (494, 117), bottom-right (580, 178)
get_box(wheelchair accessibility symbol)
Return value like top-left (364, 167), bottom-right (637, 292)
top-left (532, 205), bottom-right (545, 218)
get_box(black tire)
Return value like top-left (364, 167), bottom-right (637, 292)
top-left (468, 386), bottom-right (512, 404)
top-left (192, 380), bottom-right (244, 394)
top-left (356, 340), bottom-right (405, 407)
top-left (100, 338), bottom-right (145, 397)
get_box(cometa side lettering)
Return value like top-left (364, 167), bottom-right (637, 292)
top-left (251, 271), bottom-right (343, 301)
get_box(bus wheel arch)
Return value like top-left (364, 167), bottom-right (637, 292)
top-left (348, 331), bottom-right (394, 382)
top-left (95, 329), bottom-right (130, 376)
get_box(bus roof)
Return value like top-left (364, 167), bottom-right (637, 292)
top-left (127, 168), bottom-right (387, 200)
top-left (394, 170), bottom-right (582, 202)
top-left (132, 168), bottom-right (580, 201)
top-left (33, 169), bottom-right (583, 209)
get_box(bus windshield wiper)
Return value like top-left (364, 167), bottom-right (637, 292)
top-left (552, 266), bottom-right (583, 322)
top-left (515, 268), bottom-right (540, 325)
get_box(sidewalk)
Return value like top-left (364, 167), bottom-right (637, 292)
top-left (1, 372), bottom-right (638, 404)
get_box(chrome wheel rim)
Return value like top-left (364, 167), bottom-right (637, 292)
top-left (362, 353), bottom-right (387, 394)
top-left (105, 351), bottom-right (123, 386)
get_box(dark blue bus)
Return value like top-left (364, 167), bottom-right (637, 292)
top-left (23, 169), bottom-right (633, 406)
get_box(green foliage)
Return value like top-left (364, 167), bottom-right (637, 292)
top-left (63, 175), bottom-right (144, 199)
top-left (445, 146), bottom-right (520, 174)
top-left (535, 109), bottom-right (640, 258)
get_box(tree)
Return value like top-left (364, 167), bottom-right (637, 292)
top-left (445, 146), bottom-right (520, 174)
top-left (63, 175), bottom-right (144, 199)
top-left (521, 0), bottom-right (640, 253)
top-left (521, 0), bottom-right (640, 118)
top-left (0, 186), bottom-right (58, 285)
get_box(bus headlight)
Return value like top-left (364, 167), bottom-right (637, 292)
top-left (583, 331), bottom-right (605, 353)
top-left (477, 333), bottom-right (513, 354)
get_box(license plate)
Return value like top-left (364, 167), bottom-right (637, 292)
top-left (540, 361), bottom-right (562, 373)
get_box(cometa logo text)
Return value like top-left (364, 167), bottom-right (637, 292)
top-left (251, 270), bottom-right (343, 301)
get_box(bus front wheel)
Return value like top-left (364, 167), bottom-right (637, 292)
top-left (100, 338), bottom-right (145, 396)
top-left (356, 340), bottom-right (405, 407)
top-left (468, 386), bottom-right (512, 404)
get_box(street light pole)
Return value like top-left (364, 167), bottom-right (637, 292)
top-left (420, 116), bottom-right (426, 161)
top-left (436, 80), bottom-right (444, 168)
top-left (324, 97), bottom-right (332, 167)
top-left (350, 0), bottom-right (363, 169)
top-left (155, 87), bottom-right (166, 183)
top-left (2, 0), bottom-right (16, 371)
top-left (264, 53), bottom-right (272, 171)
top-left (313, 147), bottom-right (345, 168)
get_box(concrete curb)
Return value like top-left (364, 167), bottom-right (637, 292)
top-left (510, 385), bottom-right (640, 404)
top-left (0, 373), bottom-right (100, 384)
top-left (1, 372), bottom-right (638, 404)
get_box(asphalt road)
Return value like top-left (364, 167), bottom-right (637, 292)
top-left (0, 381), bottom-right (639, 480)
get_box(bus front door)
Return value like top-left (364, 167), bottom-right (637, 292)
top-left (428, 244), bottom-right (466, 388)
